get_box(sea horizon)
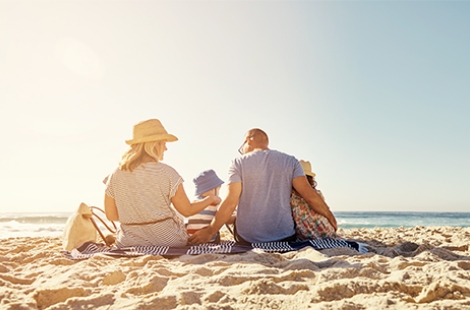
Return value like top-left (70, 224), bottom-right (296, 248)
top-left (1, 211), bottom-right (469, 239)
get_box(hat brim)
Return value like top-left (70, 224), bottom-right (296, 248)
top-left (125, 134), bottom-right (178, 145)
top-left (195, 179), bottom-right (224, 196)
top-left (305, 172), bottom-right (316, 178)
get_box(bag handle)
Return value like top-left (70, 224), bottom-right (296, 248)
top-left (89, 206), bottom-right (117, 247)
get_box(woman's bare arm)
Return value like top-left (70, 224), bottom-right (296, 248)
top-left (171, 184), bottom-right (221, 217)
top-left (104, 194), bottom-right (119, 221)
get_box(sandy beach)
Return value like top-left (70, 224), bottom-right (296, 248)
top-left (1, 226), bottom-right (470, 310)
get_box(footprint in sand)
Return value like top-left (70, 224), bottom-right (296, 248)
top-left (123, 275), bottom-right (169, 296)
top-left (33, 287), bottom-right (90, 309)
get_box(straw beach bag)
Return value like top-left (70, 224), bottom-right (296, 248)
top-left (63, 202), bottom-right (117, 250)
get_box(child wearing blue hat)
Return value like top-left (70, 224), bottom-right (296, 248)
top-left (187, 169), bottom-right (224, 243)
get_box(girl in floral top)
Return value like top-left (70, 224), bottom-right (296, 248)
top-left (291, 160), bottom-right (338, 240)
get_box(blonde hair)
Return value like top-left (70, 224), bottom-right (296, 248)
top-left (119, 140), bottom-right (166, 172)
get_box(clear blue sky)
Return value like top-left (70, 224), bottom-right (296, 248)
top-left (1, 1), bottom-right (469, 214)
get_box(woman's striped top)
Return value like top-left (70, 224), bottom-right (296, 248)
top-left (105, 162), bottom-right (188, 247)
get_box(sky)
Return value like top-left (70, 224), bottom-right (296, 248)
top-left (1, 1), bottom-right (469, 214)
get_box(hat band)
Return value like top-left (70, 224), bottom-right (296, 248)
top-left (126, 133), bottom-right (178, 145)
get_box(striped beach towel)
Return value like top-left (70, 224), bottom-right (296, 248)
top-left (61, 238), bottom-right (368, 260)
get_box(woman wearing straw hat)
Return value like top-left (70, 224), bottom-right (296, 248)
top-left (104, 119), bottom-right (221, 247)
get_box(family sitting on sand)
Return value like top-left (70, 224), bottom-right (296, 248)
top-left (103, 118), bottom-right (338, 248)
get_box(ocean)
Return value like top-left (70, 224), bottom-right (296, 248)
top-left (1, 211), bottom-right (470, 239)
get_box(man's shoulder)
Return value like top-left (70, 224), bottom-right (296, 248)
top-left (237, 150), bottom-right (299, 169)
top-left (233, 150), bottom-right (298, 168)
top-left (265, 150), bottom-right (299, 163)
top-left (268, 149), bottom-right (294, 157)
top-left (244, 149), bottom-right (294, 158)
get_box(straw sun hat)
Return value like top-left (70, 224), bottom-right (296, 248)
top-left (300, 160), bottom-right (316, 178)
top-left (125, 119), bottom-right (178, 145)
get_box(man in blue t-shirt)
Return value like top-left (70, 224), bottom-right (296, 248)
top-left (189, 128), bottom-right (338, 244)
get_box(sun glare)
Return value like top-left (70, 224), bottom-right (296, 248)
top-left (54, 37), bottom-right (106, 81)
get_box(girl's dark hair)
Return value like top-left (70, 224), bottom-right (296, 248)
top-left (292, 175), bottom-right (318, 195)
top-left (307, 175), bottom-right (317, 189)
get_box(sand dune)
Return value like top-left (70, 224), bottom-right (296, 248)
top-left (1, 226), bottom-right (469, 309)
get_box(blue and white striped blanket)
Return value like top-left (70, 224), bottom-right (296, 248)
top-left (62, 239), bottom-right (368, 260)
